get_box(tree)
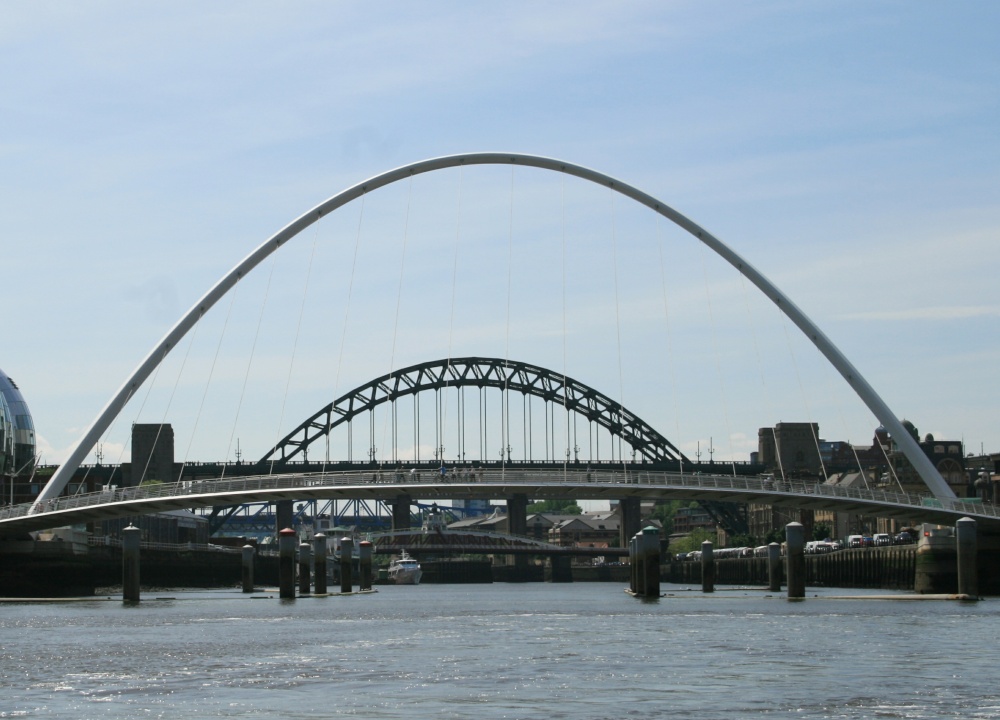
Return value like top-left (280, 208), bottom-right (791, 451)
top-left (670, 527), bottom-right (714, 554)
top-left (526, 498), bottom-right (582, 515)
top-left (812, 523), bottom-right (832, 541)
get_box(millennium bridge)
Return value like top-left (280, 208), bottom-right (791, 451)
top-left (4, 468), bottom-right (996, 536)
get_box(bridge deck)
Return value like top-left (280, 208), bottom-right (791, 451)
top-left (2, 469), bottom-right (997, 535)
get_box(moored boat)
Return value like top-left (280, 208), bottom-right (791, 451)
top-left (387, 550), bottom-right (422, 585)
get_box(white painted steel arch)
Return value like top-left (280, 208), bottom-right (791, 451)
top-left (34, 152), bottom-right (954, 509)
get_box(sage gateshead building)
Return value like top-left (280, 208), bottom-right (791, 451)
top-left (0, 368), bottom-right (36, 482)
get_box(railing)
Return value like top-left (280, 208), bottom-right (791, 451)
top-left (2, 469), bottom-right (998, 523)
top-left (87, 536), bottom-right (242, 553)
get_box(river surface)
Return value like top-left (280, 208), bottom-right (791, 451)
top-left (1, 583), bottom-right (998, 719)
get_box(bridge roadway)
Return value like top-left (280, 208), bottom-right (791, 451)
top-left (3, 469), bottom-right (998, 536)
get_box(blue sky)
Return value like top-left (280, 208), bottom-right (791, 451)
top-left (2, 1), bottom-right (998, 470)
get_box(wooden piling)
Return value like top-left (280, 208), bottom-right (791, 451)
top-left (313, 533), bottom-right (327, 595)
top-left (785, 522), bottom-right (805, 599)
top-left (278, 527), bottom-right (297, 599)
top-left (298, 542), bottom-right (312, 595)
top-left (122, 525), bottom-right (140, 603)
top-left (701, 541), bottom-right (715, 593)
top-left (359, 540), bottom-right (373, 591)
top-left (956, 517), bottom-right (978, 599)
top-left (340, 537), bottom-right (354, 594)
top-left (241, 544), bottom-right (255, 593)
top-left (767, 542), bottom-right (781, 592)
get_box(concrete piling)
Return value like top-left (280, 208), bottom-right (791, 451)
top-left (340, 537), bottom-right (354, 594)
top-left (241, 544), bottom-right (255, 593)
top-left (956, 517), bottom-right (978, 599)
top-left (313, 533), bottom-right (327, 595)
top-left (122, 524), bottom-right (141, 603)
top-left (701, 541), bottom-right (715, 593)
top-left (767, 542), bottom-right (781, 592)
top-left (298, 542), bottom-right (312, 595)
top-left (278, 527), bottom-right (297, 599)
top-left (785, 522), bottom-right (805, 599)
top-left (359, 540), bottom-right (373, 591)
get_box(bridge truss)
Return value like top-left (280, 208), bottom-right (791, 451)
top-left (261, 356), bottom-right (690, 466)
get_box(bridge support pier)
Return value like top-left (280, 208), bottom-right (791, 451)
top-left (546, 555), bottom-right (573, 583)
top-left (275, 501), bottom-right (294, 539)
top-left (392, 495), bottom-right (412, 532)
top-left (507, 494), bottom-right (530, 582)
top-left (619, 497), bottom-right (642, 551)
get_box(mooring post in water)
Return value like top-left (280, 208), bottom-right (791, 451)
top-left (298, 542), bottom-right (312, 595)
top-left (956, 517), bottom-right (978, 599)
top-left (313, 533), bottom-right (327, 595)
top-left (767, 542), bottom-right (781, 592)
top-left (278, 527), bottom-right (297, 599)
top-left (785, 522), bottom-right (805, 599)
top-left (628, 533), bottom-right (638, 595)
top-left (701, 540), bottom-right (715, 593)
top-left (122, 524), bottom-right (141, 603)
top-left (340, 537), bottom-right (354, 594)
top-left (241, 544), bottom-right (255, 593)
top-left (642, 526), bottom-right (660, 597)
top-left (359, 540), bottom-right (373, 591)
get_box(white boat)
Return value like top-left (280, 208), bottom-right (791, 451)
top-left (387, 551), bottom-right (422, 585)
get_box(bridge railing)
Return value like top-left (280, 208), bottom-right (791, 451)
top-left (3, 468), bottom-right (999, 522)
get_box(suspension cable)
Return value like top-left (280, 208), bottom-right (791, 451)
top-left (322, 192), bottom-right (366, 470)
top-left (269, 223), bottom-right (320, 475)
top-left (656, 217), bottom-right (684, 475)
top-left (222, 253), bottom-right (277, 479)
top-left (378, 176), bottom-right (413, 470)
top-left (179, 278), bottom-right (239, 481)
top-left (699, 246), bottom-right (738, 476)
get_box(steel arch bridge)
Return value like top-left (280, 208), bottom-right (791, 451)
top-left (34, 151), bottom-right (955, 511)
top-left (262, 356), bottom-right (689, 466)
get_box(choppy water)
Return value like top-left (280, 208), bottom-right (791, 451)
top-left (1, 583), bottom-right (998, 719)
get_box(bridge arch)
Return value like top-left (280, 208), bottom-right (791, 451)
top-left (261, 356), bottom-right (690, 465)
top-left (35, 152), bottom-right (953, 507)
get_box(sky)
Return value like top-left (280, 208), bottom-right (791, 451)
top-left (2, 1), bottom-right (999, 474)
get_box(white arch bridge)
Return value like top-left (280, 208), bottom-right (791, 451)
top-left (4, 469), bottom-right (998, 537)
top-left (34, 151), bottom-right (960, 513)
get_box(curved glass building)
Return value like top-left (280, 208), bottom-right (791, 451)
top-left (0, 369), bottom-right (36, 476)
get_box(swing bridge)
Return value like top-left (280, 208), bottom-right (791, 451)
top-left (6, 152), bottom-right (995, 540)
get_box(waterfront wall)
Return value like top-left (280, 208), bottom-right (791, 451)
top-left (668, 547), bottom-right (917, 591)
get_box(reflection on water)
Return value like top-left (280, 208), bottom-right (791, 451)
top-left (1, 584), bottom-right (997, 719)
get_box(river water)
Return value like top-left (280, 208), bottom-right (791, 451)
top-left (1, 583), bottom-right (997, 719)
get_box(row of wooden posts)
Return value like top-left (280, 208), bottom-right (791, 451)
top-left (121, 525), bottom-right (374, 602)
top-left (629, 518), bottom-right (981, 599)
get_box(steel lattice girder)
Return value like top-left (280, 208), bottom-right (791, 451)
top-left (261, 356), bottom-right (690, 465)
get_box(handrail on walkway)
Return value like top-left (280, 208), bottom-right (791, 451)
top-left (3, 469), bottom-right (998, 524)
